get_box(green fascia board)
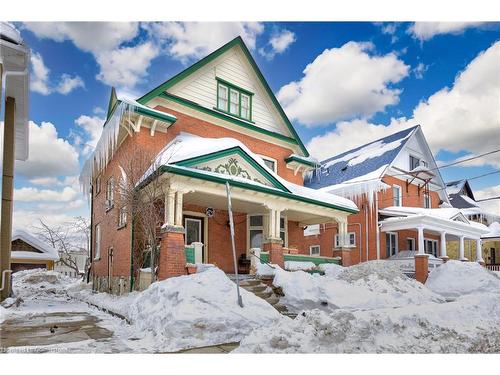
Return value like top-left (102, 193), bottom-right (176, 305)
top-left (285, 155), bottom-right (320, 169)
top-left (160, 92), bottom-right (299, 146)
top-left (175, 146), bottom-right (290, 192)
top-left (136, 36), bottom-right (310, 157)
top-left (102, 99), bottom-right (177, 129)
top-left (153, 165), bottom-right (358, 214)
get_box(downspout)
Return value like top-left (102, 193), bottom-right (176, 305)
top-left (129, 216), bottom-right (135, 292)
top-left (87, 185), bottom-right (93, 283)
top-left (375, 194), bottom-right (380, 260)
top-left (365, 203), bottom-right (369, 262)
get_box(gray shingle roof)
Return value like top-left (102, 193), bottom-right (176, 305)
top-left (305, 125), bottom-right (419, 190)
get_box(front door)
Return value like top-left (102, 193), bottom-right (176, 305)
top-left (184, 216), bottom-right (204, 261)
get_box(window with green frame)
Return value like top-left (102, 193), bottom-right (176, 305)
top-left (216, 79), bottom-right (253, 121)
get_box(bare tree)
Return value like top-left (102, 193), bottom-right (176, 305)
top-left (33, 216), bottom-right (90, 278)
top-left (114, 141), bottom-right (169, 284)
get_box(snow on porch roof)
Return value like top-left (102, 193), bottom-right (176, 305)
top-left (11, 230), bottom-right (59, 261)
top-left (305, 125), bottom-right (418, 190)
top-left (139, 132), bottom-right (358, 213)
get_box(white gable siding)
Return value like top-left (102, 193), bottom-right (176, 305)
top-left (167, 47), bottom-right (292, 137)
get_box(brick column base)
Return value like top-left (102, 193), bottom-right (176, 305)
top-left (415, 254), bottom-right (429, 284)
top-left (333, 248), bottom-right (352, 266)
top-left (263, 239), bottom-right (284, 269)
top-left (158, 225), bottom-right (186, 280)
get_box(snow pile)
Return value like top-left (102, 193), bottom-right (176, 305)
top-left (236, 292), bottom-right (500, 353)
top-left (285, 261), bottom-right (315, 271)
top-left (318, 263), bottom-right (345, 278)
top-left (127, 267), bottom-right (284, 351)
top-left (12, 269), bottom-right (77, 298)
top-left (255, 262), bottom-right (278, 277)
top-left (426, 260), bottom-right (500, 299)
top-left (273, 261), bottom-right (444, 313)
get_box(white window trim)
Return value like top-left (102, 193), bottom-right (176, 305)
top-left (392, 184), bottom-right (402, 207)
top-left (386, 231), bottom-right (398, 257)
top-left (95, 175), bottom-right (101, 195)
top-left (118, 206), bottom-right (127, 228)
top-left (424, 193), bottom-right (432, 209)
top-left (309, 245), bottom-right (321, 257)
top-left (409, 154), bottom-right (421, 170)
top-left (106, 177), bottom-right (114, 209)
top-left (247, 214), bottom-right (265, 250)
top-left (258, 154), bottom-right (278, 173)
top-left (304, 224), bottom-right (320, 236)
top-left (94, 224), bottom-right (101, 260)
top-left (424, 238), bottom-right (439, 257)
top-left (406, 237), bottom-right (416, 251)
top-left (334, 232), bottom-right (356, 248)
top-left (279, 216), bottom-right (288, 248)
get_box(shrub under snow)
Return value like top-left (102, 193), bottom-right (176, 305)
top-left (426, 260), bottom-right (500, 299)
top-left (127, 267), bottom-right (284, 351)
top-left (273, 260), bottom-right (444, 313)
top-left (12, 269), bottom-right (77, 298)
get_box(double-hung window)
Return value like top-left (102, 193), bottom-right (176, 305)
top-left (335, 232), bottom-right (356, 248)
top-left (94, 224), bottom-right (101, 260)
top-left (106, 178), bottom-right (114, 209)
top-left (216, 79), bottom-right (253, 121)
top-left (424, 193), bottom-right (432, 208)
top-left (409, 155), bottom-right (420, 170)
top-left (393, 185), bottom-right (402, 206)
top-left (118, 206), bottom-right (127, 228)
top-left (310, 245), bottom-right (320, 256)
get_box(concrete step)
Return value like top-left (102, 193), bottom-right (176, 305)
top-left (242, 285), bottom-right (268, 293)
top-left (238, 279), bottom-right (262, 287)
top-left (254, 290), bottom-right (273, 299)
top-left (264, 294), bottom-right (279, 306)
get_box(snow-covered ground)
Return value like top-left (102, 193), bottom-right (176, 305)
top-left (236, 261), bottom-right (500, 353)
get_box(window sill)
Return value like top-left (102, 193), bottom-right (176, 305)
top-left (212, 107), bottom-right (255, 124)
top-left (93, 256), bottom-right (101, 261)
top-left (105, 204), bottom-right (114, 212)
top-left (117, 223), bottom-right (127, 230)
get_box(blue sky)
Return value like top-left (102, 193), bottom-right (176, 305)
top-left (6, 22), bottom-right (500, 228)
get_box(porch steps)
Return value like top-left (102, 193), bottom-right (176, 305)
top-left (230, 275), bottom-right (296, 318)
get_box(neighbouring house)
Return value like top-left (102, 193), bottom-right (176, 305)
top-left (81, 37), bottom-right (358, 293)
top-left (10, 230), bottom-right (59, 273)
top-left (54, 248), bottom-right (88, 278)
top-left (303, 125), bottom-right (489, 269)
top-left (444, 179), bottom-right (500, 264)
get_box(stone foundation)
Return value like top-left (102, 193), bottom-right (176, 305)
top-left (92, 274), bottom-right (130, 295)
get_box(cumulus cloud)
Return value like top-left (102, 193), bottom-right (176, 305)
top-left (74, 114), bottom-right (105, 155)
top-left (409, 22), bottom-right (486, 41)
top-left (413, 63), bottom-right (428, 79)
top-left (306, 41), bottom-right (500, 168)
top-left (30, 51), bottom-right (84, 95)
top-left (277, 41), bottom-right (409, 126)
top-left (14, 186), bottom-right (78, 202)
top-left (259, 29), bottom-right (296, 59)
top-left (15, 121), bottom-right (80, 179)
top-left (23, 22), bottom-right (156, 90)
top-left (475, 185), bottom-right (500, 215)
top-left (145, 22), bottom-right (264, 62)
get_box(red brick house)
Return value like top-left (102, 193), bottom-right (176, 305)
top-left (303, 126), bottom-right (489, 268)
top-left (81, 37), bottom-right (358, 293)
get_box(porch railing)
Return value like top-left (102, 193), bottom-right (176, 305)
top-left (486, 264), bottom-right (500, 272)
top-left (386, 255), bottom-right (443, 274)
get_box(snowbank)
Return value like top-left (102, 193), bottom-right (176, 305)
top-left (285, 261), bottom-right (315, 271)
top-left (426, 260), bottom-right (500, 299)
top-left (236, 292), bottom-right (500, 353)
top-left (318, 263), bottom-right (344, 278)
top-left (12, 269), bottom-right (78, 298)
top-left (127, 267), bottom-right (284, 351)
top-left (273, 261), bottom-right (444, 313)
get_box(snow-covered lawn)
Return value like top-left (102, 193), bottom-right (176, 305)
top-left (236, 260), bottom-right (500, 353)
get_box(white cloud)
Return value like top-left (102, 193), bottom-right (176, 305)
top-left (306, 41), bottom-right (500, 168)
top-left (409, 22), bottom-right (486, 41)
top-left (259, 29), bottom-right (296, 59)
top-left (380, 23), bottom-right (399, 44)
top-left (12, 209), bottom-right (81, 232)
top-left (278, 41), bottom-right (409, 126)
top-left (74, 114), bottom-right (105, 155)
top-left (23, 22), bottom-right (157, 90)
top-left (146, 22), bottom-right (264, 62)
top-left (413, 62), bottom-right (428, 79)
top-left (15, 121), bottom-right (80, 179)
top-left (95, 42), bottom-right (159, 88)
top-left (475, 185), bottom-right (500, 215)
top-left (30, 51), bottom-right (84, 95)
top-left (14, 186), bottom-right (78, 202)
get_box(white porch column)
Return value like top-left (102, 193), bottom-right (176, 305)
top-left (440, 232), bottom-right (447, 258)
top-left (338, 220), bottom-right (348, 247)
top-left (459, 235), bottom-right (467, 261)
top-left (267, 207), bottom-right (282, 240)
top-left (174, 191), bottom-right (184, 226)
top-left (417, 226), bottom-right (425, 255)
top-left (475, 238), bottom-right (484, 263)
top-left (166, 189), bottom-right (176, 226)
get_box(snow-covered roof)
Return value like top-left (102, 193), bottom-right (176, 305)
top-left (380, 206), bottom-right (468, 221)
top-left (11, 230), bottom-right (59, 261)
top-left (305, 125), bottom-right (418, 191)
top-left (139, 132), bottom-right (358, 213)
top-left (482, 222), bottom-right (500, 240)
top-left (445, 179), bottom-right (467, 196)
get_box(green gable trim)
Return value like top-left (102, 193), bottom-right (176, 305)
top-left (160, 92), bottom-right (299, 146)
top-left (145, 165), bottom-right (358, 214)
top-left (136, 36), bottom-right (310, 157)
top-left (175, 146), bottom-right (289, 192)
top-left (216, 77), bottom-right (254, 97)
top-left (285, 155), bottom-right (320, 169)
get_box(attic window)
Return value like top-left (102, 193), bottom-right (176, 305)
top-left (341, 165), bottom-right (348, 171)
top-left (216, 78), bottom-right (253, 121)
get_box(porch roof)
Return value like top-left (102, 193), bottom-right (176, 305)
top-left (379, 207), bottom-right (489, 239)
top-left (139, 133), bottom-right (359, 214)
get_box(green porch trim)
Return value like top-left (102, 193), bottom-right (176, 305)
top-left (136, 36), bottom-right (310, 157)
top-left (285, 155), bottom-right (320, 169)
top-left (159, 92), bottom-right (299, 147)
top-left (147, 165), bottom-right (358, 214)
top-left (175, 146), bottom-right (289, 192)
top-left (185, 246), bottom-right (195, 264)
top-left (259, 252), bottom-right (340, 266)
